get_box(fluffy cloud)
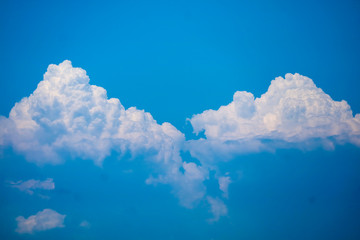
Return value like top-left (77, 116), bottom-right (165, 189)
top-left (0, 61), bottom-right (209, 212)
top-left (15, 209), bottom-right (65, 234)
top-left (9, 178), bottom-right (55, 195)
top-left (189, 73), bottom-right (360, 158)
top-left (79, 220), bottom-right (90, 228)
top-left (0, 60), bottom-right (184, 165)
top-left (7, 63), bottom-right (357, 222)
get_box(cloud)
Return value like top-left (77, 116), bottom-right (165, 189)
top-left (189, 73), bottom-right (360, 160)
top-left (218, 175), bottom-right (231, 198)
top-left (207, 197), bottom-right (228, 223)
top-left (5, 62), bottom-right (358, 222)
top-left (0, 60), bottom-right (184, 166)
top-left (9, 178), bottom-right (55, 195)
top-left (15, 209), bottom-right (65, 234)
top-left (0, 61), bottom-right (208, 212)
top-left (147, 161), bottom-right (209, 208)
top-left (79, 220), bottom-right (90, 228)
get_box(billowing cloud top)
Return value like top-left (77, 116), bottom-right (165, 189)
top-left (190, 73), bottom-right (360, 148)
top-left (0, 60), bottom-right (184, 165)
top-left (15, 209), bottom-right (65, 234)
top-left (0, 60), bottom-right (205, 210)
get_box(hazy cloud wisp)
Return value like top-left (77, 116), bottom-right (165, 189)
top-left (9, 178), bottom-right (55, 195)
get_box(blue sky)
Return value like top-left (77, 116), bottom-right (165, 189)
top-left (1, 0), bottom-right (360, 239)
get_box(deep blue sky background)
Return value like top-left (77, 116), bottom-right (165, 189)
top-left (1, 0), bottom-right (360, 130)
top-left (1, 0), bottom-right (360, 239)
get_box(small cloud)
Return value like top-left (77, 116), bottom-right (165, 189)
top-left (15, 209), bottom-right (65, 234)
top-left (207, 197), bottom-right (228, 223)
top-left (147, 161), bottom-right (209, 209)
top-left (9, 178), bottom-right (55, 195)
top-left (79, 220), bottom-right (90, 228)
top-left (218, 176), bottom-right (231, 198)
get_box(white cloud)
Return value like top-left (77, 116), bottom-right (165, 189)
top-left (0, 60), bottom-right (207, 210)
top-left (9, 178), bottom-right (55, 195)
top-left (185, 74), bottom-right (360, 221)
top-left (146, 161), bottom-right (208, 208)
top-left (218, 175), bottom-right (231, 198)
top-left (79, 220), bottom-right (90, 228)
top-left (189, 73), bottom-right (360, 157)
top-left (6, 63), bottom-right (356, 222)
top-left (15, 209), bottom-right (65, 234)
top-left (0, 60), bottom-right (184, 165)
top-left (207, 197), bottom-right (228, 223)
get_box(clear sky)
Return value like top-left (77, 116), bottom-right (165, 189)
top-left (1, 0), bottom-right (360, 239)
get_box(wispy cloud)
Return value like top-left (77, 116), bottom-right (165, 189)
top-left (218, 175), bottom-right (231, 198)
top-left (79, 220), bottom-right (90, 228)
top-left (9, 178), bottom-right (55, 195)
top-left (0, 60), bottom-right (184, 166)
top-left (0, 61), bottom-right (205, 213)
top-left (207, 197), bottom-right (228, 223)
top-left (15, 209), bottom-right (65, 234)
top-left (146, 161), bottom-right (209, 208)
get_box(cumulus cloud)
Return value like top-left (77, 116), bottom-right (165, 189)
top-left (15, 209), bottom-right (65, 234)
top-left (147, 161), bottom-right (209, 208)
top-left (0, 61), bottom-right (209, 212)
top-left (186, 74), bottom-right (360, 213)
top-left (9, 178), bottom-right (55, 195)
top-left (189, 73), bottom-right (360, 159)
top-left (6, 62), bottom-right (356, 222)
top-left (0, 60), bottom-right (184, 165)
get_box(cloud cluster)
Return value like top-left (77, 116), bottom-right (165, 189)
top-left (189, 73), bottom-right (360, 160)
top-left (9, 178), bottom-right (55, 195)
top-left (218, 176), bottom-right (231, 198)
top-left (2, 61), bottom-right (360, 223)
top-left (15, 209), bottom-right (65, 234)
